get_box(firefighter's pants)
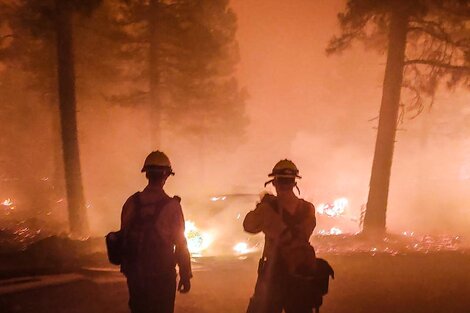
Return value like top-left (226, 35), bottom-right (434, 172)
top-left (126, 271), bottom-right (176, 313)
top-left (247, 261), bottom-right (313, 313)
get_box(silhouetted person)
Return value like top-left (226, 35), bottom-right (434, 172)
top-left (244, 159), bottom-right (317, 313)
top-left (120, 151), bottom-right (192, 313)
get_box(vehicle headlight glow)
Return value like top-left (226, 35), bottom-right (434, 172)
top-left (210, 196), bottom-right (227, 202)
top-left (233, 242), bottom-right (250, 254)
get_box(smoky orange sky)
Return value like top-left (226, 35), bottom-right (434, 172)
top-left (217, 0), bottom-right (468, 233)
top-left (71, 0), bottom-right (469, 235)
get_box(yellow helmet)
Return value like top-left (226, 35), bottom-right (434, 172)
top-left (141, 151), bottom-right (175, 175)
top-left (268, 159), bottom-right (301, 178)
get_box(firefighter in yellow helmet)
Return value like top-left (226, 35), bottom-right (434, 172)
top-left (244, 159), bottom-right (317, 313)
top-left (120, 151), bottom-right (192, 313)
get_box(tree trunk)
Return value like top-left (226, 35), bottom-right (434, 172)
top-left (51, 103), bottom-right (66, 201)
top-left (362, 9), bottom-right (409, 237)
top-left (55, 0), bottom-right (89, 237)
top-left (149, 0), bottom-right (162, 148)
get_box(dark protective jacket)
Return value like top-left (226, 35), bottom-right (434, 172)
top-left (120, 191), bottom-right (192, 281)
top-left (243, 194), bottom-right (316, 274)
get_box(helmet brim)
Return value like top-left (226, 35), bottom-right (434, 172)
top-left (141, 166), bottom-right (175, 175)
top-left (268, 173), bottom-right (302, 179)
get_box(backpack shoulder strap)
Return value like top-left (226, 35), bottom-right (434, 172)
top-left (131, 191), bottom-right (142, 219)
top-left (124, 192), bottom-right (141, 232)
top-left (299, 199), bottom-right (312, 218)
top-left (132, 192), bottom-right (141, 208)
top-left (280, 199), bottom-right (312, 241)
top-left (149, 195), bottom-right (173, 224)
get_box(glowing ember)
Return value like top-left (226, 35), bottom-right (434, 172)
top-left (312, 233), bottom-right (465, 255)
top-left (184, 220), bottom-right (213, 255)
top-left (317, 197), bottom-right (348, 217)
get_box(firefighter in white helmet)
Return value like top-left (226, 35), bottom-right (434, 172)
top-left (120, 151), bottom-right (192, 313)
top-left (244, 159), bottom-right (317, 313)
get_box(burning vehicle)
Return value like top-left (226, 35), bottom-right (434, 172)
top-left (184, 193), bottom-right (263, 258)
top-left (183, 194), bottom-right (360, 258)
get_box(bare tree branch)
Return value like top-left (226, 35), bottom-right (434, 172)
top-left (407, 25), bottom-right (469, 49)
top-left (404, 59), bottom-right (470, 71)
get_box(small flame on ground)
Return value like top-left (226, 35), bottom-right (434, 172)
top-left (318, 227), bottom-right (343, 235)
top-left (317, 197), bottom-right (348, 217)
top-left (2, 198), bottom-right (13, 206)
top-left (2, 198), bottom-right (15, 214)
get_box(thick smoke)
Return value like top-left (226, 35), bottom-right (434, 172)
top-left (1, 0), bottom-right (468, 238)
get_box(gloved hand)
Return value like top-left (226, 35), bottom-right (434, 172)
top-left (178, 278), bottom-right (191, 293)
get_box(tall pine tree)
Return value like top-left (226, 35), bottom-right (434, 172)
top-left (328, 0), bottom-right (470, 236)
top-left (110, 0), bottom-right (247, 150)
top-left (1, 0), bottom-right (102, 237)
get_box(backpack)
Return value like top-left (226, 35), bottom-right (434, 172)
top-left (105, 192), bottom-right (175, 273)
top-left (262, 195), bottom-right (335, 312)
top-left (287, 258), bottom-right (335, 313)
top-left (105, 230), bottom-right (123, 265)
top-left (121, 192), bottom-right (175, 275)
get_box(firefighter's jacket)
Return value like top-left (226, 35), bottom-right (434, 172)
top-left (120, 191), bottom-right (192, 281)
top-left (243, 194), bottom-right (316, 273)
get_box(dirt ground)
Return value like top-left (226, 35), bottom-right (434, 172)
top-left (1, 252), bottom-right (469, 313)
